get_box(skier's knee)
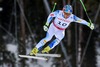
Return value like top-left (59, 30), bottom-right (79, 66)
top-left (43, 39), bottom-right (47, 44)
top-left (43, 36), bottom-right (52, 42)
top-left (42, 38), bottom-right (50, 44)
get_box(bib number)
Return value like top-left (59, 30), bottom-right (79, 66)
top-left (58, 21), bottom-right (67, 26)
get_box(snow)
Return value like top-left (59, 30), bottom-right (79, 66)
top-left (4, 42), bottom-right (100, 67)
top-left (5, 44), bottom-right (54, 67)
top-left (95, 43), bottom-right (100, 67)
top-left (0, 63), bottom-right (12, 67)
top-left (25, 58), bottom-right (54, 67)
top-left (6, 44), bottom-right (18, 53)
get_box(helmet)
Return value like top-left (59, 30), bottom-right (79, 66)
top-left (63, 5), bottom-right (72, 14)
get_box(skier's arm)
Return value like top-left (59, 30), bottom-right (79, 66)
top-left (73, 15), bottom-right (94, 30)
top-left (46, 10), bottom-right (59, 25)
top-left (43, 10), bottom-right (59, 31)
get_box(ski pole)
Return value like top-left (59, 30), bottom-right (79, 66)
top-left (79, 0), bottom-right (92, 24)
top-left (52, 2), bottom-right (57, 12)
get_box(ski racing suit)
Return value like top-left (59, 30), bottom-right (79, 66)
top-left (36, 10), bottom-right (90, 50)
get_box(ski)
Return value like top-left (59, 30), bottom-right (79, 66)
top-left (36, 53), bottom-right (61, 57)
top-left (19, 55), bottom-right (47, 60)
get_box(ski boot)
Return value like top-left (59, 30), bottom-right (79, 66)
top-left (29, 47), bottom-right (39, 56)
top-left (42, 46), bottom-right (51, 54)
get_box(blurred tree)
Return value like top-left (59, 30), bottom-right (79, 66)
top-left (0, 0), bottom-right (99, 67)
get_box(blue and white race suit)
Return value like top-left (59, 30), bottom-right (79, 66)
top-left (36, 10), bottom-right (89, 49)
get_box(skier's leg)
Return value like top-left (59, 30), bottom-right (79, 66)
top-left (29, 23), bottom-right (55, 55)
top-left (42, 38), bottom-right (61, 53)
top-left (36, 33), bottom-right (53, 49)
top-left (42, 30), bottom-right (65, 53)
top-left (35, 23), bottom-right (55, 49)
top-left (29, 33), bottom-right (53, 55)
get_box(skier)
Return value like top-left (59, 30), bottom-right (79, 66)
top-left (29, 5), bottom-right (94, 56)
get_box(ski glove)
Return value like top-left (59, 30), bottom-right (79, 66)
top-left (88, 23), bottom-right (94, 30)
top-left (43, 22), bottom-right (49, 31)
